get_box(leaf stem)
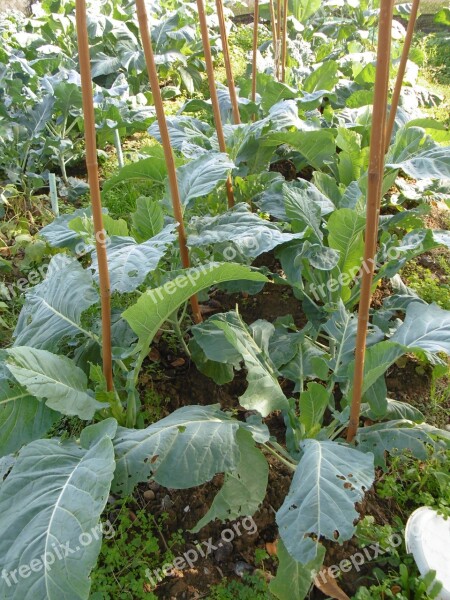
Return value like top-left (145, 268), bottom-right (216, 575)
top-left (263, 442), bottom-right (297, 471)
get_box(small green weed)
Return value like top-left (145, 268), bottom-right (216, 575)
top-left (402, 257), bottom-right (450, 311)
top-left (90, 502), bottom-right (178, 600)
top-left (207, 574), bottom-right (274, 600)
top-left (376, 449), bottom-right (450, 517)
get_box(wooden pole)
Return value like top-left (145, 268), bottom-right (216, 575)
top-left (347, 0), bottom-right (395, 443)
top-left (136, 0), bottom-right (202, 324)
top-left (281, 0), bottom-right (288, 83)
top-left (385, 0), bottom-right (421, 152)
top-left (216, 0), bottom-right (241, 125)
top-left (277, 0), bottom-right (281, 41)
top-left (75, 0), bottom-right (114, 392)
top-left (269, 0), bottom-right (278, 80)
top-left (196, 0), bottom-right (235, 208)
top-left (251, 0), bottom-right (259, 104)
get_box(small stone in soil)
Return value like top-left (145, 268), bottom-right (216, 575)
top-left (143, 490), bottom-right (155, 501)
top-left (161, 494), bottom-right (174, 509)
top-left (214, 540), bottom-right (233, 563)
top-left (234, 561), bottom-right (254, 577)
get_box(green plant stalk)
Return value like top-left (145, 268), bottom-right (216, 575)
top-left (263, 442), bottom-right (297, 471)
top-left (48, 173), bottom-right (59, 216)
top-left (169, 317), bottom-right (192, 358)
top-left (114, 128), bottom-right (125, 169)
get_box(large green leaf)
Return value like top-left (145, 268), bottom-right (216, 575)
top-left (148, 116), bottom-right (213, 157)
top-left (299, 383), bottom-right (330, 436)
top-left (207, 312), bottom-right (289, 417)
top-left (391, 302), bottom-right (450, 357)
top-left (328, 208), bottom-right (366, 282)
top-left (175, 152), bottom-right (235, 208)
top-left (0, 374), bottom-right (59, 458)
top-left (123, 263), bottom-right (268, 360)
top-left (283, 184), bottom-right (323, 241)
top-left (258, 179), bottom-right (335, 221)
top-left (276, 440), bottom-right (374, 563)
top-left (264, 130), bottom-right (336, 170)
top-left (131, 197), bottom-right (164, 243)
top-left (303, 61), bottom-right (339, 93)
top-left (386, 128), bottom-right (450, 179)
top-left (0, 420), bottom-right (116, 600)
top-left (6, 347), bottom-right (106, 420)
top-left (112, 405), bottom-right (240, 495)
top-left (92, 226), bottom-right (176, 293)
top-left (356, 421), bottom-right (434, 468)
top-left (362, 398), bottom-right (424, 423)
top-left (191, 428), bottom-right (269, 532)
top-left (40, 208), bottom-right (92, 251)
top-left (347, 341), bottom-right (405, 400)
top-left (290, 0), bottom-right (322, 22)
top-left (270, 540), bottom-right (325, 600)
top-left (101, 156), bottom-right (168, 193)
top-left (13, 256), bottom-right (98, 351)
top-left (187, 203), bottom-right (302, 259)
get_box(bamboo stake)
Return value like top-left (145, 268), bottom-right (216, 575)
top-left (281, 0), bottom-right (288, 83)
top-left (75, 0), bottom-right (114, 393)
top-left (385, 0), bottom-right (421, 152)
top-left (277, 0), bottom-right (281, 42)
top-left (216, 0), bottom-right (241, 125)
top-left (347, 0), bottom-right (395, 443)
top-left (251, 0), bottom-right (259, 104)
top-left (269, 0), bottom-right (278, 79)
top-left (136, 0), bottom-right (202, 324)
top-left (196, 0), bottom-right (235, 208)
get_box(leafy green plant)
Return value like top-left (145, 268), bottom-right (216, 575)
top-left (90, 502), bottom-right (177, 600)
top-left (1, 3), bottom-right (450, 600)
top-left (207, 574), bottom-right (274, 600)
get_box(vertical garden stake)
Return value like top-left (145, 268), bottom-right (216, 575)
top-left (196, 0), bottom-right (235, 208)
top-left (216, 0), bottom-right (241, 124)
top-left (136, 0), bottom-right (202, 324)
top-left (277, 0), bottom-right (282, 43)
top-left (75, 0), bottom-right (114, 392)
top-left (281, 0), bottom-right (288, 82)
top-left (269, 0), bottom-right (278, 80)
top-left (251, 0), bottom-right (259, 104)
top-left (347, 0), bottom-right (395, 443)
top-left (385, 0), bottom-right (421, 152)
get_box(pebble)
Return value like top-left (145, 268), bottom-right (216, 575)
top-left (147, 481), bottom-right (161, 492)
top-left (143, 490), bottom-right (155, 501)
top-left (234, 561), bottom-right (254, 578)
top-left (161, 494), bottom-right (174, 510)
top-left (214, 540), bottom-right (233, 562)
top-left (445, 424), bottom-right (450, 432)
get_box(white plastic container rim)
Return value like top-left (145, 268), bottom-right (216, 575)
top-left (405, 506), bottom-right (450, 600)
